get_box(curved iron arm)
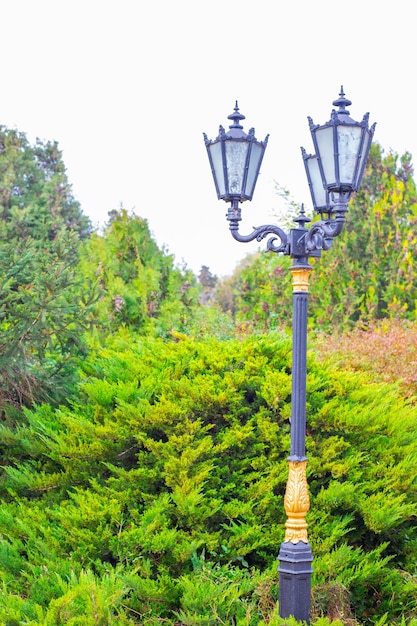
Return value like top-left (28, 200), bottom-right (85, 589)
top-left (227, 203), bottom-right (289, 253)
top-left (226, 193), bottom-right (350, 259)
top-left (303, 192), bottom-right (350, 253)
top-left (304, 210), bottom-right (346, 253)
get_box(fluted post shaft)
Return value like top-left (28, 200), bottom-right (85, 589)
top-left (278, 261), bottom-right (313, 624)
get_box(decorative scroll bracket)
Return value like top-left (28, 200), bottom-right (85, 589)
top-left (227, 203), bottom-right (289, 254)
top-left (226, 195), bottom-right (349, 260)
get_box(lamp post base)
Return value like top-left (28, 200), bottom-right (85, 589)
top-left (278, 541), bottom-right (314, 624)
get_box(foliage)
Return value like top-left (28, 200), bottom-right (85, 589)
top-left (0, 331), bottom-right (416, 623)
top-left (316, 319), bottom-right (417, 400)
top-left (215, 252), bottom-right (293, 333)
top-left (0, 126), bottom-right (94, 414)
top-left (78, 208), bottom-right (201, 336)
top-left (310, 144), bottom-right (417, 328)
top-left (77, 207), bottom-right (236, 341)
top-left (0, 126), bottom-right (90, 241)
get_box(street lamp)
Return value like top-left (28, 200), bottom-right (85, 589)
top-left (204, 88), bottom-right (375, 624)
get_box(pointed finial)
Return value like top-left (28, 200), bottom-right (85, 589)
top-left (228, 101), bottom-right (245, 129)
top-left (332, 86), bottom-right (352, 115)
top-left (293, 203), bottom-right (311, 228)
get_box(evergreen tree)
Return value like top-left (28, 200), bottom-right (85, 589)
top-left (77, 207), bottom-right (202, 336)
top-left (0, 127), bottom-right (90, 241)
top-left (0, 126), bottom-right (94, 414)
top-left (198, 265), bottom-right (217, 305)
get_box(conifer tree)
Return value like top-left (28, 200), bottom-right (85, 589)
top-left (77, 207), bottom-right (201, 335)
top-left (0, 126), bottom-right (94, 414)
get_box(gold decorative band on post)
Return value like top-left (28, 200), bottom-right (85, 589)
top-left (283, 460), bottom-right (310, 543)
top-left (290, 266), bottom-right (312, 293)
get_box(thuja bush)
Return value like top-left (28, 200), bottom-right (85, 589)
top-left (0, 330), bottom-right (416, 624)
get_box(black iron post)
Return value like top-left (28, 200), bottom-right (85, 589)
top-left (277, 259), bottom-right (314, 624)
top-left (203, 91), bottom-right (375, 625)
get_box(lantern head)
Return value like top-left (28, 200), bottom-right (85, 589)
top-left (307, 87), bottom-right (375, 202)
top-left (204, 102), bottom-right (269, 203)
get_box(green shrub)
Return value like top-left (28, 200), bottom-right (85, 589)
top-left (0, 331), bottom-right (416, 623)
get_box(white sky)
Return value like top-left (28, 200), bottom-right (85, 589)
top-left (0, 0), bottom-right (415, 277)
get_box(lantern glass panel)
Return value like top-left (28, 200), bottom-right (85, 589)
top-left (306, 154), bottom-right (327, 211)
top-left (245, 143), bottom-right (263, 198)
top-left (225, 140), bottom-right (249, 196)
top-left (355, 128), bottom-right (373, 189)
top-left (315, 126), bottom-right (336, 186)
top-left (208, 141), bottom-right (226, 197)
top-left (337, 124), bottom-right (362, 185)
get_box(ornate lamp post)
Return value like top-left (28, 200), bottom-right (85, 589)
top-left (204, 89), bottom-right (375, 624)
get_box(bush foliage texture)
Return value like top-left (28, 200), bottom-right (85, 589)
top-left (0, 332), bottom-right (416, 624)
